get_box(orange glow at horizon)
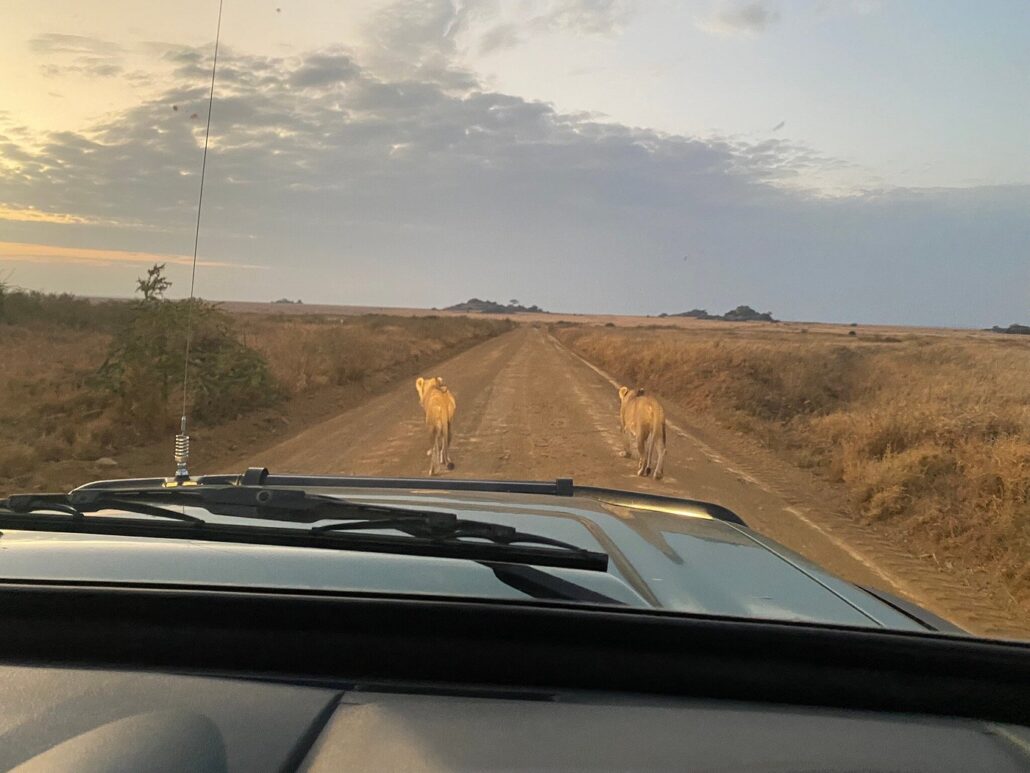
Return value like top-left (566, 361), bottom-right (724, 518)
top-left (0, 240), bottom-right (261, 269)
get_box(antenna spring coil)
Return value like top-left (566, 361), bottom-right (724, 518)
top-left (174, 429), bottom-right (190, 480)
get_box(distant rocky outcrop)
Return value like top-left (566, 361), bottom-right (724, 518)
top-left (658, 308), bottom-right (714, 319)
top-left (445, 298), bottom-right (546, 314)
top-left (659, 305), bottom-right (777, 322)
top-left (723, 305), bottom-right (776, 322)
top-left (273, 298), bottom-right (303, 304)
top-left (988, 323), bottom-right (1030, 335)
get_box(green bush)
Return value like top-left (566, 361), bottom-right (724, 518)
top-left (96, 265), bottom-right (280, 434)
top-left (0, 282), bottom-right (131, 330)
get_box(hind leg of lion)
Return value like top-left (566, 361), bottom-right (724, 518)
top-left (635, 434), bottom-right (649, 476)
top-left (443, 421), bottom-right (454, 470)
top-left (427, 428), bottom-right (440, 476)
top-left (438, 428), bottom-right (450, 472)
top-left (642, 430), bottom-right (656, 478)
top-left (652, 427), bottom-right (666, 480)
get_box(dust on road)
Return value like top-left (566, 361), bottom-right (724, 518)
top-left (244, 325), bottom-right (1025, 639)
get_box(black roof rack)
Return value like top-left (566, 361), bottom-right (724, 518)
top-left (72, 470), bottom-right (746, 526)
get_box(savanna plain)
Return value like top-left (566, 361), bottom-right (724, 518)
top-left (1, 280), bottom-right (1027, 637)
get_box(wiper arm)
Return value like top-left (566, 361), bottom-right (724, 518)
top-left (68, 485), bottom-right (440, 524)
top-left (486, 563), bottom-right (627, 606)
top-left (6, 486), bottom-right (447, 529)
top-left (314, 509), bottom-right (620, 598)
top-left (0, 495), bottom-right (83, 518)
top-left (0, 486), bottom-right (609, 571)
top-left (1, 493), bottom-right (204, 524)
top-left (312, 514), bottom-right (591, 555)
top-left (70, 486), bottom-right (603, 561)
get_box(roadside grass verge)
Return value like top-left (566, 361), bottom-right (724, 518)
top-left (243, 314), bottom-right (515, 395)
top-left (554, 324), bottom-right (1030, 612)
top-left (0, 291), bottom-right (514, 492)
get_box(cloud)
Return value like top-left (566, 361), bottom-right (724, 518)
top-left (362, 0), bottom-right (475, 85)
top-left (367, 0), bottom-right (638, 65)
top-left (700, 0), bottom-right (882, 37)
top-left (475, 0), bottom-right (636, 53)
top-left (0, 241), bottom-right (260, 269)
top-left (0, 205), bottom-right (98, 225)
top-left (477, 22), bottom-right (524, 54)
top-left (289, 52), bottom-right (361, 88)
top-left (29, 33), bottom-right (123, 56)
top-left (30, 33), bottom-right (125, 78)
top-left (698, 1), bottom-right (781, 38)
top-left (527, 0), bottom-right (637, 36)
top-left (40, 60), bottom-right (124, 78)
top-left (0, 39), bottom-right (1026, 326)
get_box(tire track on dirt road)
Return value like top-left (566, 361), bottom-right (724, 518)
top-left (242, 324), bottom-right (1026, 639)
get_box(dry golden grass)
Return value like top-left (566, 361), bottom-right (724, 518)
top-left (242, 314), bottom-right (513, 396)
top-left (556, 324), bottom-right (1030, 610)
top-left (0, 324), bottom-right (113, 476)
top-left (0, 312), bottom-right (513, 492)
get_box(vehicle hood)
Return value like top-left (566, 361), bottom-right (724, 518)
top-left (0, 487), bottom-right (922, 630)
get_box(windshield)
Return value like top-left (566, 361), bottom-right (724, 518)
top-left (1, 1), bottom-right (1027, 642)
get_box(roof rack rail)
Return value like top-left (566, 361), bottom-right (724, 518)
top-left (74, 473), bottom-right (575, 497)
top-left (72, 471), bottom-right (746, 526)
top-left (252, 474), bottom-right (577, 496)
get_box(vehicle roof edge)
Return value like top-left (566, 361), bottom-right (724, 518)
top-left (69, 470), bottom-right (748, 526)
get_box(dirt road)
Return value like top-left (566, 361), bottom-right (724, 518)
top-left (244, 325), bottom-right (1024, 638)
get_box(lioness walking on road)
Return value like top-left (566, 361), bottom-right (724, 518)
top-left (416, 376), bottom-right (456, 475)
top-left (617, 386), bottom-right (667, 480)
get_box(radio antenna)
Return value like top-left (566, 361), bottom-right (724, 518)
top-left (174, 0), bottom-right (224, 482)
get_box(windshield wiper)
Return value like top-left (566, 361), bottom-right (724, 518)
top-left (2, 493), bottom-right (204, 523)
top-left (70, 485), bottom-right (454, 523)
top-left (312, 514), bottom-right (591, 553)
top-left (486, 563), bottom-right (626, 606)
top-left (0, 486), bottom-right (608, 571)
top-left (314, 515), bottom-right (623, 603)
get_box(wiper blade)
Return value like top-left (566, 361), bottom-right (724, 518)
top-left (486, 563), bottom-right (626, 606)
top-left (0, 486), bottom-right (609, 571)
top-left (70, 486), bottom-right (603, 561)
top-left (313, 514), bottom-right (591, 555)
top-left (68, 485), bottom-right (440, 524)
top-left (1, 494), bottom-right (83, 518)
top-left (1, 493), bottom-right (204, 524)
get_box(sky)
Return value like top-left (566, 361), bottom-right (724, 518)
top-left (0, 0), bottom-right (1027, 326)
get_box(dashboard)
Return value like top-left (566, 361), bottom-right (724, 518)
top-left (2, 664), bottom-right (1029, 771)
top-left (1, 581), bottom-right (1029, 771)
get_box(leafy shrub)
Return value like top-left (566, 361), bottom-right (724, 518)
top-left (0, 281), bottom-right (131, 330)
top-left (96, 265), bottom-right (280, 434)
